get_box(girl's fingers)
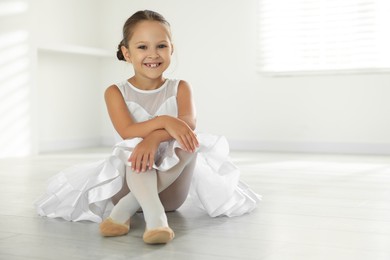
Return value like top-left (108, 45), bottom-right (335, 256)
top-left (130, 151), bottom-right (155, 172)
top-left (149, 153), bottom-right (154, 170)
top-left (136, 154), bottom-right (143, 173)
top-left (142, 153), bottom-right (153, 172)
top-left (141, 154), bottom-right (148, 172)
top-left (132, 155), bottom-right (138, 172)
top-left (175, 135), bottom-right (186, 151)
top-left (185, 134), bottom-right (195, 152)
top-left (180, 135), bottom-right (191, 152)
top-left (176, 131), bottom-right (199, 152)
top-left (129, 155), bottom-right (135, 171)
top-left (187, 131), bottom-right (199, 151)
top-left (178, 139), bottom-right (186, 152)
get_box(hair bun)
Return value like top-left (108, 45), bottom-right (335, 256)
top-left (116, 43), bottom-right (125, 61)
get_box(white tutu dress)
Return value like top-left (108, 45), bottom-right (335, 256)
top-left (35, 79), bottom-right (261, 222)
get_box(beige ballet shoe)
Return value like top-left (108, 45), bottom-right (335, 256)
top-left (143, 227), bottom-right (175, 244)
top-left (99, 217), bottom-right (130, 237)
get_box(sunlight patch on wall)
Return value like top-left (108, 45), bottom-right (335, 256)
top-left (0, 30), bottom-right (31, 157)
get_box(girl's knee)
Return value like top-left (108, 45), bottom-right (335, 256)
top-left (160, 193), bottom-right (187, 212)
top-left (159, 186), bottom-right (189, 211)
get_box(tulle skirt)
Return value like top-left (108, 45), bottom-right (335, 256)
top-left (34, 134), bottom-right (261, 222)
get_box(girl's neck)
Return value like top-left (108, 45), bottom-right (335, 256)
top-left (129, 76), bottom-right (166, 91)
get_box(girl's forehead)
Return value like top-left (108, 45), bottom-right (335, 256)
top-left (130, 21), bottom-right (171, 43)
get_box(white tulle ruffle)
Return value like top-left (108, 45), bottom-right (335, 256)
top-left (34, 133), bottom-right (261, 222)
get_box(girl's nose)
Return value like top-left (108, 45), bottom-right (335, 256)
top-left (148, 49), bottom-right (160, 59)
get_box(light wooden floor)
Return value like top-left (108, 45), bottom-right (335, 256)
top-left (1, 148), bottom-right (390, 260)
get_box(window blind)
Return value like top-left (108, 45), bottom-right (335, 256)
top-left (257, 0), bottom-right (390, 75)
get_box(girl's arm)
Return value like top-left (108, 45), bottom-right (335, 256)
top-left (177, 80), bottom-right (197, 130)
top-left (105, 81), bottom-right (198, 150)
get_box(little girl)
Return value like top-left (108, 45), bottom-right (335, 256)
top-left (35, 10), bottom-right (260, 245)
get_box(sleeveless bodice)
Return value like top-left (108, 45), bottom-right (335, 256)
top-left (114, 79), bottom-right (180, 142)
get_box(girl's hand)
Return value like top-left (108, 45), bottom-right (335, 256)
top-left (129, 136), bottom-right (159, 173)
top-left (163, 116), bottom-right (199, 152)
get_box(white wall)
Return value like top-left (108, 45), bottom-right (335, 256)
top-left (31, 0), bottom-right (106, 152)
top-left (1, 0), bottom-right (389, 157)
top-left (98, 0), bottom-right (390, 154)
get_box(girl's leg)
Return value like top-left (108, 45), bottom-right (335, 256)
top-left (107, 150), bottom-right (195, 220)
top-left (127, 167), bottom-right (175, 244)
top-left (127, 168), bottom-right (168, 229)
top-left (126, 150), bottom-right (195, 245)
top-left (111, 176), bottom-right (130, 205)
top-left (100, 150), bottom-right (196, 238)
top-left (99, 173), bottom-right (137, 237)
top-left (100, 168), bottom-right (166, 237)
top-left (108, 173), bottom-right (139, 223)
top-left (158, 150), bottom-right (197, 211)
top-left (108, 191), bottom-right (139, 223)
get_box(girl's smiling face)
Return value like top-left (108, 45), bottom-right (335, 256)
top-left (122, 20), bottom-right (173, 81)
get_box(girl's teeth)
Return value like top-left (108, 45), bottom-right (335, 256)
top-left (146, 63), bottom-right (159, 68)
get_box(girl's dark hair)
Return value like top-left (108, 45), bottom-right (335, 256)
top-left (117, 10), bottom-right (171, 61)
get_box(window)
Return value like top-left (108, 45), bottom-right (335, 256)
top-left (257, 0), bottom-right (390, 75)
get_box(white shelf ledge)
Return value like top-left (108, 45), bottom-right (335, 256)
top-left (38, 44), bottom-right (114, 58)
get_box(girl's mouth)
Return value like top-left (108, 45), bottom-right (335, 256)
top-left (144, 63), bottom-right (162, 68)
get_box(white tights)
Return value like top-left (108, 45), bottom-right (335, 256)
top-left (109, 149), bottom-right (196, 229)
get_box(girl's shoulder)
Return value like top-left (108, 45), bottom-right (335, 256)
top-left (176, 79), bottom-right (192, 94)
top-left (177, 79), bottom-right (190, 88)
top-left (104, 84), bottom-right (123, 104)
top-left (113, 80), bottom-right (129, 93)
top-left (105, 80), bottom-right (127, 95)
top-left (104, 79), bottom-right (133, 105)
top-left (176, 80), bottom-right (194, 103)
top-left (105, 80), bottom-right (132, 102)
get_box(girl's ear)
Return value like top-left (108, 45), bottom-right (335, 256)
top-left (171, 44), bottom-right (174, 55)
top-left (121, 45), bottom-right (132, 63)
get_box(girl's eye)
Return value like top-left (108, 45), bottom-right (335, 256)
top-left (158, 44), bottom-right (167, 49)
top-left (137, 45), bottom-right (147, 50)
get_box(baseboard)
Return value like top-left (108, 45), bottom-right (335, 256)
top-left (101, 136), bottom-right (116, 147)
top-left (38, 136), bottom-right (390, 156)
top-left (228, 139), bottom-right (390, 155)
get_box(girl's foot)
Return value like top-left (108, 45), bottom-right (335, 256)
top-left (99, 217), bottom-right (130, 237)
top-left (143, 227), bottom-right (175, 244)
